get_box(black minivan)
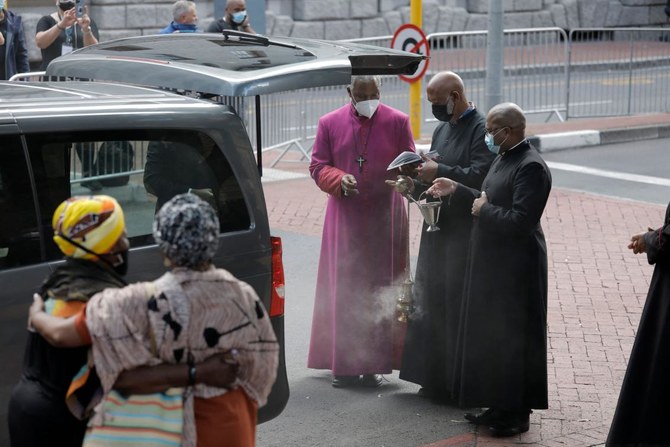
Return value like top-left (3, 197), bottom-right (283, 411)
top-left (0, 31), bottom-right (423, 445)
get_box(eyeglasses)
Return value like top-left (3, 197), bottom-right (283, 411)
top-left (485, 127), bottom-right (506, 134)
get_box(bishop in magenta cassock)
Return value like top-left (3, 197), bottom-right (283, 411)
top-left (307, 76), bottom-right (415, 387)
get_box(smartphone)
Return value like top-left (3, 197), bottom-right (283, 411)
top-left (75, 0), bottom-right (84, 18)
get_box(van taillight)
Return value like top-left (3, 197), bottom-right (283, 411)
top-left (269, 236), bottom-right (285, 317)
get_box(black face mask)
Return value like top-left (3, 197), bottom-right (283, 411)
top-left (58, 1), bottom-right (75, 11)
top-left (432, 103), bottom-right (452, 122)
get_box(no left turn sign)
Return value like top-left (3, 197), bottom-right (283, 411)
top-left (391, 24), bottom-right (430, 83)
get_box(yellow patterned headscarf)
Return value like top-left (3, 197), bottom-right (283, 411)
top-left (52, 195), bottom-right (126, 260)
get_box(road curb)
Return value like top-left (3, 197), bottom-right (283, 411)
top-left (421, 124), bottom-right (670, 154)
top-left (532, 124), bottom-right (670, 152)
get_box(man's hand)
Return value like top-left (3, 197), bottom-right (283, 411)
top-left (628, 230), bottom-right (650, 254)
top-left (198, 350), bottom-right (240, 389)
top-left (427, 177), bottom-right (458, 198)
top-left (416, 154), bottom-right (439, 183)
top-left (60, 8), bottom-right (77, 28)
top-left (471, 191), bottom-right (488, 216)
top-left (341, 174), bottom-right (359, 197)
top-left (385, 175), bottom-right (415, 196)
top-left (77, 6), bottom-right (91, 28)
top-left (398, 162), bottom-right (420, 178)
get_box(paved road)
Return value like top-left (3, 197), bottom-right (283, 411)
top-left (543, 137), bottom-right (670, 205)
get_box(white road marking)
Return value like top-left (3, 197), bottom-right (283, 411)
top-left (547, 161), bottom-right (670, 186)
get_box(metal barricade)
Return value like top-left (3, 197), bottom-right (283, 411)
top-left (567, 27), bottom-right (670, 118)
top-left (8, 72), bottom-right (47, 82)
top-left (243, 27), bottom-right (569, 162)
top-left (424, 28), bottom-right (569, 131)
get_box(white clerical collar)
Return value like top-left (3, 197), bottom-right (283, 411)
top-left (502, 139), bottom-right (527, 156)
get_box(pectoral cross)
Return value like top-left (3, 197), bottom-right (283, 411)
top-left (356, 155), bottom-right (367, 173)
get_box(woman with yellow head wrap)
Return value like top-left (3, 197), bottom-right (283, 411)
top-left (8, 195), bottom-right (129, 447)
top-left (52, 195), bottom-right (128, 273)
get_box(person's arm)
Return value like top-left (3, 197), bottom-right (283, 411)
top-left (35, 13), bottom-right (74, 49)
top-left (641, 217), bottom-right (670, 264)
top-left (144, 142), bottom-right (193, 199)
top-left (478, 161), bottom-right (551, 236)
top-left (29, 294), bottom-right (87, 347)
top-left (30, 293), bottom-right (241, 393)
top-left (115, 351), bottom-right (239, 394)
top-left (309, 117), bottom-right (348, 197)
top-left (78, 9), bottom-right (98, 47)
top-left (15, 18), bottom-right (31, 74)
top-left (436, 121), bottom-right (496, 189)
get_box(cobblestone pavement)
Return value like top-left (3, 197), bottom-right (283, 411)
top-left (262, 154), bottom-right (666, 446)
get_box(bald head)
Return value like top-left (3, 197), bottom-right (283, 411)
top-left (426, 71), bottom-right (465, 104)
top-left (487, 102), bottom-right (526, 131)
top-left (427, 71), bottom-right (469, 123)
top-left (486, 102), bottom-right (526, 152)
top-left (226, 0), bottom-right (246, 9)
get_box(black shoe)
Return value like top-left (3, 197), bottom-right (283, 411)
top-left (488, 410), bottom-right (531, 437)
top-left (464, 407), bottom-right (500, 425)
top-left (360, 374), bottom-right (383, 388)
top-left (332, 375), bottom-right (359, 388)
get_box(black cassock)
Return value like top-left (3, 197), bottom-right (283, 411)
top-left (606, 202), bottom-right (670, 447)
top-left (451, 140), bottom-right (551, 410)
top-left (399, 109), bottom-right (494, 400)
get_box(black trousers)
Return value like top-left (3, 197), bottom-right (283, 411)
top-left (7, 377), bottom-right (87, 447)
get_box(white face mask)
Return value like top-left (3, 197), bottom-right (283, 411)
top-left (353, 99), bottom-right (380, 118)
top-left (231, 10), bottom-right (247, 24)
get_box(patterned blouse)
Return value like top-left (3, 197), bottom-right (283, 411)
top-left (85, 266), bottom-right (279, 447)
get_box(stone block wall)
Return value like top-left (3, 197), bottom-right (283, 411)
top-left (13, 0), bottom-right (670, 67)
top-left (263, 0), bottom-right (668, 38)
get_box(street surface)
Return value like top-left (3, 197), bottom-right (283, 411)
top-left (256, 137), bottom-right (670, 446)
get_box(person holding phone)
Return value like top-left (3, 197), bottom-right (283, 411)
top-left (35, 0), bottom-right (99, 70)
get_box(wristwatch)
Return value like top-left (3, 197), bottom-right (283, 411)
top-left (188, 363), bottom-right (197, 386)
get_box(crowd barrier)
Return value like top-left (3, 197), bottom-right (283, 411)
top-left (241, 27), bottom-right (669, 163)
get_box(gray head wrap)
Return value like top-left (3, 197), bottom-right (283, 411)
top-left (153, 193), bottom-right (219, 268)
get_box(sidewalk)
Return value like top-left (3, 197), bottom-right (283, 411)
top-left (260, 114), bottom-right (669, 447)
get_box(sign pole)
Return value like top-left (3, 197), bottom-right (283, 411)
top-left (409, 0), bottom-right (422, 139)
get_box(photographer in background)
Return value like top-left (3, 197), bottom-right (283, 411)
top-left (35, 0), bottom-right (99, 70)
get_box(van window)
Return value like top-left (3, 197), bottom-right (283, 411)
top-left (0, 136), bottom-right (41, 269)
top-left (0, 130), bottom-right (251, 269)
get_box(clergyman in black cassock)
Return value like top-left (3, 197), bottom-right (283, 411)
top-left (606, 202), bottom-right (670, 447)
top-left (427, 102), bottom-right (552, 437)
top-left (398, 71), bottom-right (495, 401)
